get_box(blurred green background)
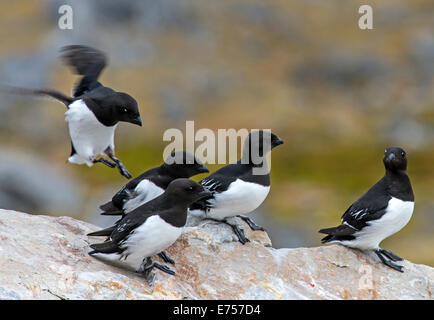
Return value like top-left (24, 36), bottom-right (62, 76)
top-left (0, 1), bottom-right (433, 265)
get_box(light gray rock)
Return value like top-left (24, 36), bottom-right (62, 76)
top-left (0, 209), bottom-right (432, 300)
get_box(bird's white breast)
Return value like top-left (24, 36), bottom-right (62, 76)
top-left (65, 99), bottom-right (117, 166)
top-left (119, 215), bottom-right (182, 270)
top-left (206, 179), bottom-right (270, 220)
top-left (123, 180), bottom-right (165, 213)
top-left (346, 197), bottom-right (414, 250)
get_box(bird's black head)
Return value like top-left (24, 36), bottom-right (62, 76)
top-left (162, 151), bottom-right (209, 178)
top-left (383, 147), bottom-right (408, 172)
top-left (165, 178), bottom-right (212, 205)
top-left (242, 130), bottom-right (284, 161)
top-left (113, 92), bottom-right (142, 126)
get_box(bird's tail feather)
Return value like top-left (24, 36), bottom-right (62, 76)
top-left (319, 224), bottom-right (357, 243)
top-left (87, 226), bottom-right (116, 237)
top-left (99, 201), bottom-right (123, 216)
top-left (89, 241), bottom-right (120, 254)
top-left (318, 226), bottom-right (340, 235)
top-left (320, 234), bottom-right (334, 244)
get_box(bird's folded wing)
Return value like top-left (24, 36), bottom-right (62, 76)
top-left (341, 202), bottom-right (388, 230)
top-left (200, 177), bottom-right (227, 193)
top-left (109, 213), bottom-right (153, 243)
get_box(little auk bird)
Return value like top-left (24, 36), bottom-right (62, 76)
top-left (319, 147), bottom-right (414, 272)
top-left (189, 130), bottom-right (284, 244)
top-left (99, 151), bottom-right (209, 217)
top-left (8, 45), bottom-right (142, 179)
top-left (88, 179), bottom-right (212, 277)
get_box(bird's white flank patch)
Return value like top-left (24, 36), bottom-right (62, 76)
top-left (206, 179), bottom-right (270, 220)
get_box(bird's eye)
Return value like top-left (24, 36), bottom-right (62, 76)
top-left (384, 149), bottom-right (387, 154)
top-left (121, 107), bottom-right (128, 113)
top-left (401, 152), bottom-right (406, 157)
top-left (186, 186), bottom-right (194, 191)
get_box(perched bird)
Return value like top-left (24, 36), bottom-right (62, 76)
top-left (189, 130), bottom-right (284, 244)
top-left (99, 151), bottom-right (209, 217)
top-left (319, 147), bottom-right (414, 272)
top-left (88, 179), bottom-right (212, 276)
top-left (8, 45), bottom-right (142, 179)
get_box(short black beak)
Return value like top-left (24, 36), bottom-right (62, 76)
top-left (198, 190), bottom-right (212, 198)
top-left (199, 164), bottom-right (209, 173)
top-left (273, 137), bottom-right (284, 147)
top-left (131, 116), bottom-right (142, 126)
top-left (388, 153), bottom-right (396, 161)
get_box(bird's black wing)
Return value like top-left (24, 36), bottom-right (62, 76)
top-left (319, 200), bottom-right (389, 243)
top-left (189, 165), bottom-right (240, 211)
top-left (319, 177), bottom-right (391, 242)
top-left (5, 87), bottom-right (73, 107)
top-left (89, 210), bottom-right (155, 254)
top-left (340, 201), bottom-right (389, 230)
top-left (60, 45), bottom-right (107, 97)
top-left (200, 162), bottom-right (246, 192)
top-left (340, 177), bottom-right (391, 230)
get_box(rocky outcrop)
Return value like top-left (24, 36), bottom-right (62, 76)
top-left (0, 209), bottom-right (432, 300)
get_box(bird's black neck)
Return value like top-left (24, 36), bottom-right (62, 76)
top-left (385, 169), bottom-right (414, 201)
top-left (159, 164), bottom-right (186, 179)
top-left (240, 152), bottom-right (269, 169)
top-left (156, 194), bottom-right (188, 227)
top-left (83, 97), bottom-right (119, 127)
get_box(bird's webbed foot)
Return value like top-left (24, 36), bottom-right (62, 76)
top-left (375, 249), bottom-right (404, 272)
top-left (139, 257), bottom-right (175, 279)
top-left (206, 218), bottom-right (250, 245)
top-left (237, 215), bottom-right (266, 231)
top-left (379, 249), bottom-right (403, 262)
top-left (158, 251), bottom-right (175, 265)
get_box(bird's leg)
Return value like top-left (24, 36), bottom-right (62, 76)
top-left (140, 257), bottom-right (175, 276)
top-left (93, 157), bottom-right (116, 168)
top-left (158, 251), bottom-right (175, 265)
top-left (138, 257), bottom-right (155, 280)
top-left (379, 249), bottom-right (403, 262)
top-left (237, 215), bottom-right (265, 231)
top-left (205, 218), bottom-right (250, 245)
top-left (152, 262), bottom-right (176, 275)
top-left (229, 222), bottom-right (250, 245)
top-left (104, 147), bottom-right (132, 179)
top-left (375, 250), bottom-right (404, 272)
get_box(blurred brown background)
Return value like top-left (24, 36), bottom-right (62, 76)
top-left (0, 1), bottom-right (433, 265)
